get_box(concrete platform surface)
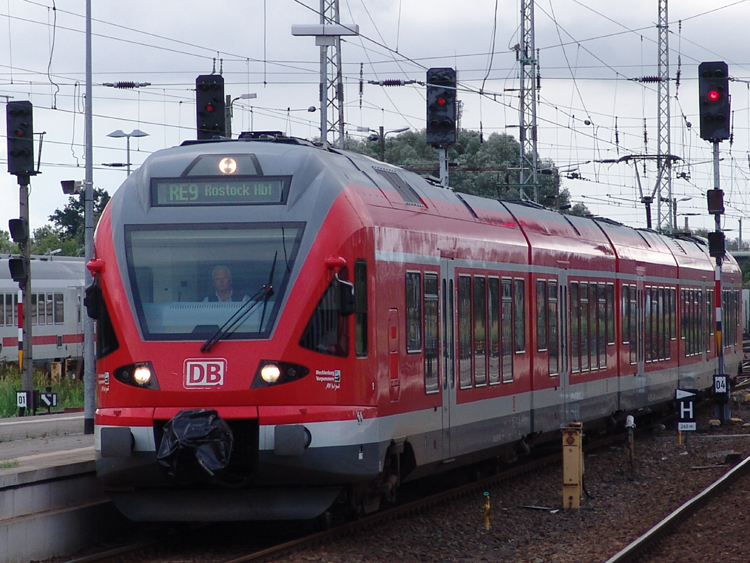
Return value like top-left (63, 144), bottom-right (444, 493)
top-left (0, 413), bottom-right (95, 485)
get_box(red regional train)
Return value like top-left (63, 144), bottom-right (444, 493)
top-left (89, 133), bottom-right (743, 522)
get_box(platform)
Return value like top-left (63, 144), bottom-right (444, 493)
top-left (0, 413), bottom-right (129, 563)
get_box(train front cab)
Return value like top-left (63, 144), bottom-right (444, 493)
top-left (92, 146), bottom-right (394, 521)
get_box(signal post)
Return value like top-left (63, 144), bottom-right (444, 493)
top-left (426, 68), bottom-right (458, 186)
top-left (698, 61), bottom-right (731, 423)
top-left (6, 101), bottom-right (36, 414)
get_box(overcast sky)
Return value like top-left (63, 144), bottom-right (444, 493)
top-left (2, 0), bottom-right (750, 239)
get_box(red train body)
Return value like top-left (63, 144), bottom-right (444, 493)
top-left (91, 135), bottom-right (742, 521)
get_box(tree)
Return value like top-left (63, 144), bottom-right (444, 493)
top-left (29, 225), bottom-right (79, 256)
top-left (47, 188), bottom-right (110, 255)
top-left (346, 128), bottom-right (586, 215)
top-left (0, 230), bottom-right (19, 254)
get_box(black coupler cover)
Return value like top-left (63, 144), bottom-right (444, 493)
top-left (157, 409), bottom-right (234, 485)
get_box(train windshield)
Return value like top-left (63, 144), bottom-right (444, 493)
top-left (125, 223), bottom-right (304, 340)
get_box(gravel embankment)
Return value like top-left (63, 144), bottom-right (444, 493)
top-left (276, 403), bottom-right (750, 563)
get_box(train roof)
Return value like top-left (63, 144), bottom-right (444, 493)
top-left (111, 135), bottom-right (738, 279)
top-left (0, 255), bottom-right (86, 282)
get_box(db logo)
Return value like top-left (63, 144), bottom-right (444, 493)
top-left (184, 359), bottom-right (226, 388)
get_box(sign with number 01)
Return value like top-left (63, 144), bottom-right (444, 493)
top-left (16, 391), bottom-right (29, 409)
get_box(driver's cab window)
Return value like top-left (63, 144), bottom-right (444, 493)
top-left (125, 224), bottom-right (304, 340)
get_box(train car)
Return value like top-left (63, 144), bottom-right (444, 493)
top-left (0, 255), bottom-right (85, 365)
top-left (90, 134), bottom-right (743, 522)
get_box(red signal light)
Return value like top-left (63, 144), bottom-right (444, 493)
top-left (708, 90), bottom-right (720, 102)
top-left (13, 128), bottom-right (24, 137)
top-left (436, 96), bottom-right (446, 106)
top-left (205, 103), bottom-right (215, 112)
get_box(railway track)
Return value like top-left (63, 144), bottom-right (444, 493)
top-left (602, 453), bottom-right (750, 563)
top-left (62, 405), bottom-right (750, 563)
top-left (61, 427), bottom-right (639, 563)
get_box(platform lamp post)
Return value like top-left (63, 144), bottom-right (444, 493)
top-left (225, 93), bottom-right (257, 138)
top-left (107, 129), bottom-right (148, 175)
top-left (357, 126), bottom-right (409, 161)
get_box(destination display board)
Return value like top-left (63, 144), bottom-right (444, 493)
top-left (151, 176), bottom-right (289, 207)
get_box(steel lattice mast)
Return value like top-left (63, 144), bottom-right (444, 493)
top-left (656, 0), bottom-right (673, 233)
top-left (320, 0), bottom-right (345, 149)
top-left (518, 0), bottom-right (538, 202)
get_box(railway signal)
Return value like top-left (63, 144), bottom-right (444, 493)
top-left (6, 101), bottom-right (35, 176)
top-left (426, 68), bottom-right (457, 147)
top-left (698, 61), bottom-right (730, 142)
top-left (196, 75), bottom-right (225, 139)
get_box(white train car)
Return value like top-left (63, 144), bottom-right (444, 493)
top-left (0, 255), bottom-right (86, 365)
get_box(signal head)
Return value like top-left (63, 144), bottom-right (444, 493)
top-left (698, 61), bottom-right (730, 142)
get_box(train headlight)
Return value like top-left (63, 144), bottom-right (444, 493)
top-left (113, 362), bottom-right (159, 390)
top-left (133, 366), bottom-right (153, 385)
top-left (260, 364), bottom-right (281, 383)
top-left (253, 360), bottom-right (310, 388)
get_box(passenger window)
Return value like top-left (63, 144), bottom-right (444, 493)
top-left (488, 278), bottom-right (500, 385)
top-left (548, 281), bottom-right (559, 376)
top-left (474, 276), bottom-right (487, 387)
top-left (514, 279), bottom-right (525, 353)
top-left (458, 275), bottom-right (472, 389)
top-left (54, 293), bottom-right (65, 324)
top-left (354, 260), bottom-right (368, 357)
top-left (501, 278), bottom-right (513, 382)
top-left (424, 273), bottom-right (439, 394)
top-left (536, 280), bottom-right (547, 351)
top-left (406, 272), bottom-right (422, 352)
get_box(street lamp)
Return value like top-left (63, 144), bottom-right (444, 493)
top-left (107, 129), bottom-right (148, 175)
top-left (226, 93), bottom-right (257, 138)
top-left (358, 126), bottom-right (409, 161)
top-left (672, 196), bottom-right (691, 230)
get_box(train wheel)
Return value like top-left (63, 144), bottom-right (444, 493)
top-left (315, 510), bottom-right (333, 531)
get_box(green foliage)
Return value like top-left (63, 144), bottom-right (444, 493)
top-left (346, 128), bottom-right (583, 214)
top-left (46, 188), bottom-right (110, 256)
top-left (0, 230), bottom-right (18, 254)
top-left (0, 364), bottom-right (84, 418)
top-left (29, 225), bottom-right (80, 256)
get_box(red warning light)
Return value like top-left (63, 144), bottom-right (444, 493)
top-left (708, 90), bottom-right (720, 102)
top-left (436, 96), bottom-right (446, 106)
top-left (205, 103), bottom-right (215, 112)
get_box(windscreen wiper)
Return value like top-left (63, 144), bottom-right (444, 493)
top-left (201, 253), bottom-right (278, 352)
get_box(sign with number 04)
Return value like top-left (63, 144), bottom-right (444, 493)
top-left (714, 375), bottom-right (728, 394)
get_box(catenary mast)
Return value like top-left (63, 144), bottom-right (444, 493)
top-left (518, 0), bottom-right (538, 202)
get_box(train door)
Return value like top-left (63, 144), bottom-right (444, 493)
top-left (440, 258), bottom-right (455, 459)
top-left (558, 272), bottom-right (572, 420)
top-left (388, 309), bottom-right (401, 401)
top-left (74, 286), bottom-right (84, 357)
top-left (636, 277), bottom-right (645, 374)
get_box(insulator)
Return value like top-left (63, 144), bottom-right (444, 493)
top-left (114, 81), bottom-right (137, 89)
top-left (638, 76), bottom-right (662, 83)
top-left (382, 79), bottom-right (403, 87)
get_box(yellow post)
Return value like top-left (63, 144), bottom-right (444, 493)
top-left (51, 361), bottom-right (62, 383)
top-left (482, 491), bottom-right (491, 530)
top-left (562, 422), bottom-right (583, 510)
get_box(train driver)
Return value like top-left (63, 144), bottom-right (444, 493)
top-left (204, 265), bottom-right (248, 302)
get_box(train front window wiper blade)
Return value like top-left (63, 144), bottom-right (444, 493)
top-left (201, 253), bottom-right (278, 353)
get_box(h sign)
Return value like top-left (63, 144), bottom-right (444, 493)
top-left (676, 388), bottom-right (697, 432)
top-left (184, 359), bottom-right (226, 388)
